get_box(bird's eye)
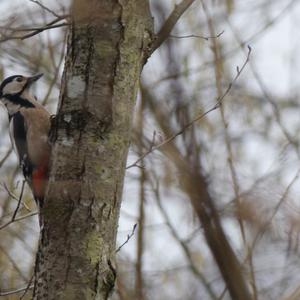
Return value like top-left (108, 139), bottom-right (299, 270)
top-left (16, 77), bottom-right (23, 82)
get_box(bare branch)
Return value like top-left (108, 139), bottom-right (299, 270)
top-left (226, 14), bottom-right (300, 159)
top-left (248, 169), bottom-right (300, 255)
top-left (0, 147), bottom-right (13, 169)
top-left (127, 46), bottom-right (251, 169)
top-left (1, 182), bottom-right (31, 212)
top-left (135, 100), bottom-right (146, 300)
top-left (281, 284), bottom-right (300, 300)
top-left (0, 284), bottom-right (33, 296)
top-left (20, 274), bottom-right (34, 300)
top-left (116, 223), bottom-right (137, 253)
top-left (149, 0), bottom-right (297, 87)
top-left (0, 16), bottom-right (69, 43)
top-left (0, 211), bottom-right (38, 231)
top-left (200, 1), bottom-right (255, 296)
top-left (150, 0), bottom-right (196, 53)
top-left (29, 0), bottom-right (60, 18)
top-left (11, 180), bottom-right (26, 221)
top-left (151, 178), bottom-right (218, 300)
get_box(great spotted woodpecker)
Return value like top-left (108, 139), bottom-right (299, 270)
top-left (0, 74), bottom-right (51, 208)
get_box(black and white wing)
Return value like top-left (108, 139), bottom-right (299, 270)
top-left (9, 112), bottom-right (33, 181)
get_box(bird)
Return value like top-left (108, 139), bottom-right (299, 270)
top-left (0, 74), bottom-right (51, 209)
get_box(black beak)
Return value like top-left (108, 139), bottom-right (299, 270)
top-left (26, 73), bottom-right (43, 87)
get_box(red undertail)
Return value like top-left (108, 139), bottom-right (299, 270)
top-left (32, 164), bottom-right (48, 203)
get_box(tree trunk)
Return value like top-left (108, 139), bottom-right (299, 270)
top-left (33, 1), bottom-right (153, 299)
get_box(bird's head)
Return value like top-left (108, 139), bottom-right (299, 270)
top-left (0, 73), bottom-right (43, 98)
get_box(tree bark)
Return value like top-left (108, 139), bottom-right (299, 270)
top-left (33, 1), bottom-right (153, 299)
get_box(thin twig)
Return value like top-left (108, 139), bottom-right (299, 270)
top-left (130, 130), bottom-right (157, 169)
top-left (127, 46), bottom-right (251, 169)
top-left (43, 26), bottom-right (67, 105)
top-left (116, 224), bottom-right (137, 253)
top-left (29, 0), bottom-right (60, 18)
top-left (1, 182), bottom-right (31, 212)
top-left (0, 147), bottom-right (13, 169)
top-left (0, 16), bottom-right (69, 43)
top-left (20, 274), bottom-right (34, 299)
top-left (0, 211), bottom-right (38, 231)
top-left (0, 24), bottom-right (67, 32)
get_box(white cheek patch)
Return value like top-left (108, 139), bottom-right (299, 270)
top-left (3, 81), bottom-right (25, 95)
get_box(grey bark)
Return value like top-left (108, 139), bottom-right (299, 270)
top-left (33, 1), bottom-right (153, 299)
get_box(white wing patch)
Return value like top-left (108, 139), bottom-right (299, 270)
top-left (9, 119), bottom-right (19, 160)
top-left (2, 79), bottom-right (26, 95)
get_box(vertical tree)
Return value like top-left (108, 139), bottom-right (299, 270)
top-left (33, 1), bottom-right (153, 299)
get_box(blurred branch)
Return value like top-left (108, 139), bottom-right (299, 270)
top-left (244, 0), bottom-right (297, 46)
top-left (143, 78), bottom-right (252, 299)
top-left (20, 274), bottom-right (34, 299)
top-left (201, 0), bottom-right (245, 236)
top-left (151, 0), bottom-right (297, 87)
top-left (218, 287), bottom-right (227, 300)
top-left (116, 275), bottom-right (130, 300)
top-left (247, 169), bottom-right (300, 257)
top-left (0, 284), bottom-right (33, 296)
top-left (282, 284), bottom-right (300, 300)
top-left (226, 16), bottom-right (300, 159)
top-left (166, 148), bottom-right (253, 299)
top-left (151, 178), bottom-right (218, 300)
top-left (0, 211), bottom-right (38, 230)
top-left (42, 29), bottom-right (66, 105)
top-left (11, 180), bottom-right (26, 221)
top-left (200, 1), bottom-right (256, 297)
top-left (127, 46), bottom-right (251, 169)
top-left (7, 226), bottom-right (36, 253)
top-left (1, 182), bottom-right (31, 212)
top-left (0, 147), bottom-right (13, 169)
top-left (151, 0), bottom-right (196, 54)
top-left (0, 245), bottom-right (28, 282)
top-left (29, 0), bottom-right (60, 18)
top-left (0, 16), bottom-right (69, 43)
top-left (135, 99), bottom-right (146, 300)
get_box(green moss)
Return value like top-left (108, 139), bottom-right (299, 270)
top-left (108, 133), bottom-right (127, 150)
top-left (62, 286), bottom-right (77, 299)
top-left (86, 231), bottom-right (102, 265)
top-left (63, 285), bottom-right (95, 300)
top-left (95, 40), bottom-right (114, 58)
